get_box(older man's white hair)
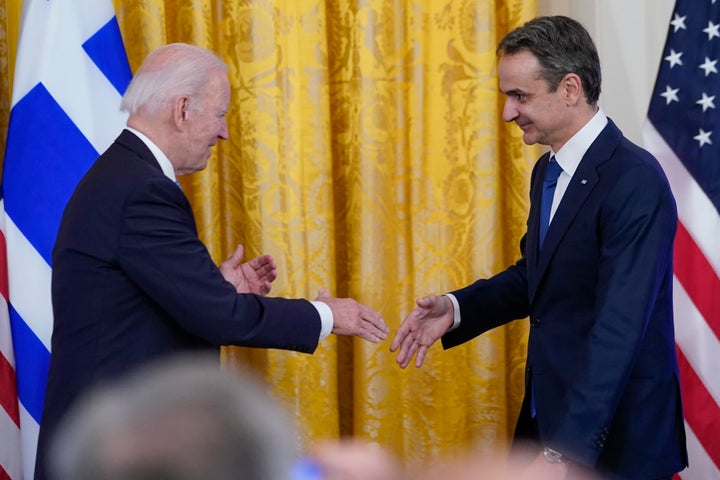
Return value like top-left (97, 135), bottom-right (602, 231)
top-left (119, 42), bottom-right (228, 116)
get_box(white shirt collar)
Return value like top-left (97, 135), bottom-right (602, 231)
top-left (125, 127), bottom-right (178, 183)
top-left (550, 108), bottom-right (608, 177)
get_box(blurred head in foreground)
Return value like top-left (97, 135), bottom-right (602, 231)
top-left (49, 354), bottom-right (295, 480)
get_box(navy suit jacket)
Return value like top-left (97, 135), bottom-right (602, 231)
top-left (35, 130), bottom-right (321, 479)
top-left (442, 120), bottom-right (688, 478)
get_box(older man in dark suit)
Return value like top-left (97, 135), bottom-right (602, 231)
top-left (391, 16), bottom-right (687, 480)
top-left (35, 43), bottom-right (388, 480)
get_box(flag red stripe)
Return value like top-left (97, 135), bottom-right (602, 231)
top-left (0, 353), bottom-right (20, 427)
top-left (673, 221), bottom-right (720, 337)
top-left (1, 218), bottom-right (19, 429)
top-left (676, 347), bottom-right (720, 469)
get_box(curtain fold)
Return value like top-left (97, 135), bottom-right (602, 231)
top-left (0, 0), bottom-right (539, 465)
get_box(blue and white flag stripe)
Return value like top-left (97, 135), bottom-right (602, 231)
top-left (2, 1), bottom-right (131, 478)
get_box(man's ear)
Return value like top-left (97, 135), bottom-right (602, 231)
top-left (173, 96), bottom-right (189, 127)
top-left (562, 73), bottom-right (583, 105)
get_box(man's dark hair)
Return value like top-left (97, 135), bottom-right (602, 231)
top-left (497, 15), bottom-right (601, 105)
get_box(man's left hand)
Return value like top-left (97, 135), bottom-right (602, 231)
top-left (219, 244), bottom-right (277, 295)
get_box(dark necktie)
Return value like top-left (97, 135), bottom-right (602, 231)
top-left (539, 157), bottom-right (562, 247)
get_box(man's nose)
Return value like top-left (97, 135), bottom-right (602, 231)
top-left (502, 99), bottom-right (518, 122)
top-left (219, 119), bottom-right (229, 140)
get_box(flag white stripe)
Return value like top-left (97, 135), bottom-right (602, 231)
top-left (72, 0), bottom-right (117, 40)
top-left (0, 406), bottom-right (22, 480)
top-left (44, 53), bottom-right (126, 155)
top-left (18, 404), bottom-right (39, 480)
top-left (4, 209), bottom-right (53, 352)
top-left (679, 421), bottom-right (720, 480)
top-left (642, 121), bottom-right (720, 277)
top-left (673, 277), bottom-right (720, 408)
top-left (0, 298), bottom-right (15, 369)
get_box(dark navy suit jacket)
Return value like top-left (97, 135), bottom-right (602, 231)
top-left (35, 130), bottom-right (321, 479)
top-left (442, 120), bottom-right (688, 479)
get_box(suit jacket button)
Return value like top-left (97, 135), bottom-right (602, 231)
top-left (531, 318), bottom-right (540, 327)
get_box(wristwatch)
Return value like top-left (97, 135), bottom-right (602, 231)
top-left (543, 447), bottom-right (565, 464)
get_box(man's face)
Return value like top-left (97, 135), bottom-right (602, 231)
top-left (176, 72), bottom-right (230, 176)
top-left (498, 50), bottom-right (571, 151)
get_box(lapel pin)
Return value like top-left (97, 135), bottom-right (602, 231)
top-left (581, 179), bottom-right (588, 185)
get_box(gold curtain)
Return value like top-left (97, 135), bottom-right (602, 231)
top-left (0, 0), bottom-right (539, 468)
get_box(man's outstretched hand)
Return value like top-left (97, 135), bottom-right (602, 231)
top-left (390, 294), bottom-right (454, 368)
top-left (315, 289), bottom-right (389, 343)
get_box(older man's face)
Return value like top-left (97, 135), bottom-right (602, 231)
top-left (175, 71), bottom-right (230, 176)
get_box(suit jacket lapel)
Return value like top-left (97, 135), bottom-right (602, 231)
top-left (525, 152), bottom-right (551, 286)
top-left (529, 119), bottom-right (623, 299)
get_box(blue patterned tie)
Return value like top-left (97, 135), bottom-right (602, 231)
top-left (539, 157), bottom-right (562, 247)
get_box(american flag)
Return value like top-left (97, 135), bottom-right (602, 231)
top-left (0, 1), bottom-right (130, 478)
top-left (643, 1), bottom-right (720, 478)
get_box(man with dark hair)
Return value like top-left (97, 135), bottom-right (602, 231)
top-left (392, 16), bottom-right (687, 480)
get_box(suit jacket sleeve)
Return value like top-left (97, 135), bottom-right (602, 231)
top-left (116, 175), bottom-right (321, 353)
top-left (441, 257), bottom-right (531, 348)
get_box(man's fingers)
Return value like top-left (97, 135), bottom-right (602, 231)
top-left (363, 309), bottom-right (388, 334)
top-left (358, 330), bottom-right (382, 343)
top-left (259, 280), bottom-right (272, 295)
top-left (248, 254), bottom-right (275, 272)
top-left (415, 344), bottom-right (427, 368)
top-left (226, 244), bottom-right (245, 265)
top-left (390, 306), bottom-right (426, 351)
top-left (253, 259), bottom-right (277, 280)
top-left (361, 319), bottom-right (388, 342)
top-left (396, 344), bottom-right (413, 368)
top-left (389, 323), bottom-right (410, 352)
top-left (348, 309), bottom-right (387, 343)
top-left (402, 338), bottom-right (427, 368)
top-left (393, 327), bottom-right (431, 368)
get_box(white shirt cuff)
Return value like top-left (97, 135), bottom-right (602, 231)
top-left (310, 301), bottom-right (334, 339)
top-left (445, 293), bottom-right (461, 332)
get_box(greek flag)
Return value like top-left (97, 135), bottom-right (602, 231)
top-left (0, 1), bottom-right (131, 478)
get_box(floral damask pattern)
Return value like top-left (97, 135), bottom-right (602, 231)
top-left (0, 0), bottom-right (539, 466)
top-left (0, 3), bottom-right (17, 178)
